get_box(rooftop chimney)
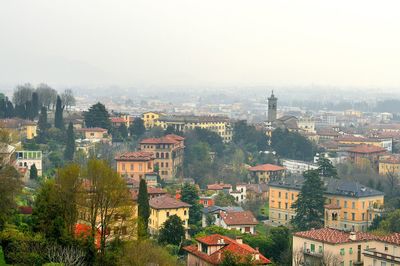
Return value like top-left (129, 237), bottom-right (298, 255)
top-left (349, 232), bottom-right (356, 241)
top-left (235, 236), bottom-right (243, 244)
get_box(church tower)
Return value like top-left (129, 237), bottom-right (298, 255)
top-left (267, 91), bottom-right (277, 122)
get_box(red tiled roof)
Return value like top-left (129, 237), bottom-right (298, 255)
top-left (221, 211), bottom-right (258, 226)
top-left (348, 144), bottom-right (386, 154)
top-left (77, 127), bottom-right (107, 132)
top-left (378, 233), bottom-right (400, 245)
top-left (207, 183), bottom-right (232, 190)
top-left (149, 195), bottom-right (191, 209)
top-left (140, 134), bottom-right (185, 145)
top-left (183, 234), bottom-right (270, 265)
top-left (337, 135), bottom-right (371, 142)
top-left (147, 187), bottom-right (166, 195)
top-left (248, 164), bottom-right (285, 172)
top-left (111, 117), bottom-right (126, 123)
top-left (294, 228), bottom-right (376, 244)
top-left (115, 151), bottom-right (154, 161)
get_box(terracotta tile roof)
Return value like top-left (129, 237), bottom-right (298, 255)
top-left (294, 228), bottom-right (376, 244)
top-left (221, 211), bottom-right (258, 226)
top-left (337, 135), bottom-right (372, 142)
top-left (149, 195), bottom-right (191, 209)
top-left (147, 187), bottom-right (166, 195)
top-left (183, 234), bottom-right (270, 265)
top-left (207, 183), bottom-right (232, 190)
top-left (77, 127), bottom-right (107, 132)
top-left (348, 144), bottom-right (386, 154)
top-left (378, 233), bottom-right (400, 245)
top-left (248, 164), bottom-right (285, 172)
top-left (111, 117), bottom-right (126, 123)
top-left (115, 151), bottom-right (154, 161)
top-left (140, 136), bottom-right (179, 145)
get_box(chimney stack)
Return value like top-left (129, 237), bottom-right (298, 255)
top-left (235, 236), bottom-right (243, 244)
top-left (349, 232), bottom-right (356, 241)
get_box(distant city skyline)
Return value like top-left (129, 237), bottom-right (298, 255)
top-left (1, 0), bottom-right (400, 89)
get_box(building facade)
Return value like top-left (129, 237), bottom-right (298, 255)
top-left (115, 151), bottom-right (155, 181)
top-left (139, 134), bottom-right (184, 180)
top-left (15, 150), bottom-right (43, 176)
top-left (248, 163), bottom-right (285, 183)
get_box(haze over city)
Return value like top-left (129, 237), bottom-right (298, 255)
top-left (1, 0), bottom-right (400, 91)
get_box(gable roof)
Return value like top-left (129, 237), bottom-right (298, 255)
top-left (149, 195), bottom-right (191, 209)
top-left (183, 234), bottom-right (270, 265)
top-left (248, 164), bottom-right (285, 172)
top-left (294, 228), bottom-right (376, 244)
top-left (77, 127), bottom-right (107, 133)
top-left (140, 134), bottom-right (184, 145)
top-left (207, 183), bottom-right (232, 190)
top-left (221, 211), bottom-right (258, 226)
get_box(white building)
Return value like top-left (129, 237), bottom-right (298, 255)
top-left (16, 150), bottom-right (43, 176)
top-left (215, 210), bottom-right (258, 234)
top-left (229, 184), bottom-right (247, 204)
top-left (282, 159), bottom-right (318, 175)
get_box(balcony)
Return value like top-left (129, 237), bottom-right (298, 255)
top-left (363, 248), bottom-right (400, 264)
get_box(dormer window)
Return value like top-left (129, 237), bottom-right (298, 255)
top-left (201, 243), bottom-right (208, 254)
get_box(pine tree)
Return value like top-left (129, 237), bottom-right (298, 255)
top-left (129, 117), bottom-right (146, 138)
top-left (158, 215), bottom-right (185, 246)
top-left (54, 95), bottom-right (64, 129)
top-left (83, 102), bottom-right (111, 130)
top-left (64, 122), bottom-right (75, 161)
top-left (31, 92), bottom-right (39, 118)
top-left (30, 164), bottom-right (38, 179)
top-left (181, 183), bottom-right (202, 226)
top-left (317, 156), bottom-right (338, 178)
top-left (291, 170), bottom-right (326, 231)
top-left (138, 178), bottom-right (150, 238)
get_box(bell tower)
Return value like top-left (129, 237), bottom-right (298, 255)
top-left (267, 91), bottom-right (277, 122)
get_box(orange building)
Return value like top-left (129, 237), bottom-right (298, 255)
top-left (139, 134), bottom-right (184, 180)
top-left (348, 144), bottom-right (386, 170)
top-left (115, 151), bottom-right (155, 181)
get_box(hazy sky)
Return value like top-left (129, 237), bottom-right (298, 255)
top-left (1, 0), bottom-right (400, 89)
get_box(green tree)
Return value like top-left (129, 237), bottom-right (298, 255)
top-left (12, 83), bottom-right (34, 106)
top-left (64, 122), bottom-right (75, 161)
top-left (84, 102), bottom-right (111, 130)
top-left (214, 192), bottom-right (237, 207)
top-left (31, 91), bottom-right (39, 118)
top-left (233, 120), bottom-right (268, 152)
top-left (291, 170), bottom-right (326, 231)
top-left (184, 142), bottom-right (212, 185)
top-left (180, 183), bottom-right (202, 226)
top-left (129, 117), bottom-right (146, 138)
top-left (158, 215), bottom-right (185, 246)
top-left (378, 209), bottom-right (400, 233)
top-left (0, 166), bottom-right (22, 231)
top-left (30, 164), bottom-right (38, 179)
top-left (54, 95), bottom-right (64, 129)
top-left (37, 106), bottom-right (49, 142)
top-left (317, 156), bottom-right (338, 178)
top-left (185, 127), bottom-right (224, 154)
top-left (138, 179), bottom-right (150, 239)
top-left (271, 128), bottom-right (315, 161)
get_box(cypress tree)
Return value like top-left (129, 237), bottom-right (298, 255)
top-left (30, 164), bottom-right (38, 179)
top-left (291, 170), bottom-right (326, 231)
top-left (25, 100), bottom-right (34, 120)
top-left (38, 107), bottom-right (49, 142)
top-left (64, 122), bottom-right (75, 161)
top-left (138, 178), bottom-right (150, 239)
top-left (0, 98), bottom-right (5, 118)
top-left (31, 92), bottom-right (39, 118)
top-left (54, 95), bottom-right (64, 129)
top-left (5, 98), bottom-right (14, 118)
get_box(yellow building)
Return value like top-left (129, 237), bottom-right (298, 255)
top-left (292, 228), bottom-right (373, 266)
top-left (115, 151), bottom-right (155, 181)
top-left (25, 122), bottom-right (37, 140)
top-left (149, 114), bottom-right (233, 143)
top-left (139, 134), bottom-right (184, 180)
top-left (293, 228), bottom-right (400, 266)
top-left (142, 111), bottom-right (163, 129)
top-left (379, 156), bottom-right (400, 176)
top-left (269, 177), bottom-right (384, 232)
top-left (148, 195), bottom-right (191, 235)
top-left (248, 163), bottom-right (285, 184)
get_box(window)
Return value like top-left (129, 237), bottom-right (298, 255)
top-left (344, 212), bottom-right (348, 220)
top-left (139, 164), bottom-right (143, 171)
top-left (285, 192), bottom-right (288, 199)
top-left (352, 213), bottom-right (355, 221)
top-left (166, 162), bottom-right (169, 167)
top-left (340, 248), bottom-right (345, 255)
top-left (349, 261), bottom-right (353, 266)
top-left (291, 194), bottom-right (294, 200)
top-left (310, 244), bottom-right (315, 252)
top-left (166, 212), bottom-right (170, 217)
top-left (279, 192), bottom-right (281, 198)
top-left (184, 210), bottom-right (187, 215)
top-left (362, 201), bottom-right (365, 209)
top-left (318, 246), bottom-right (323, 253)
top-left (362, 213), bottom-right (365, 221)
top-left (352, 202), bottom-right (355, 209)
top-left (278, 202), bottom-right (281, 209)
top-left (122, 164), bottom-right (125, 171)
top-left (285, 203), bottom-right (288, 209)
top-left (285, 214), bottom-right (288, 221)
top-left (130, 164), bottom-right (134, 171)
top-left (337, 199), bottom-right (340, 206)
top-left (344, 201), bottom-right (348, 208)
top-left (349, 247), bottom-right (353, 254)
top-left (201, 244), bottom-right (208, 254)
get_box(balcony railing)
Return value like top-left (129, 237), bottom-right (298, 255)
top-left (363, 248), bottom-right (400, 263)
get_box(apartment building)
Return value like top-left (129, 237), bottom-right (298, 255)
top-left (154, 114), bottom-right (233, 143)
top-left (248, 163), bottom-right (285, 183)
top-left (115, 151), bottom-right (155, 181)
top-left (15, 150), bottom-right (43, 176)
top-left (293, 228), bottom-right (400, 266)
top-left (139, 134), bottom-right (184, 180)
top-left (269, 177), bottom-right (384, 231)
top-left (282, 159), bottom-right (319, 175)
top-left (148, 195), bottom-right (191, 235)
